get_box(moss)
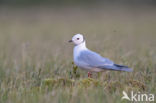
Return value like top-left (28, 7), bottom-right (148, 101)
top-left (41, 78), bottom-right (56, 87)
top-left (78, 78), bottom-right (103, 88)
top-left (41, 78), bottom-right (74, 90)
top-left (105, 81), bottom-right (123, 93)
top-left (127, 80), bottom-right (146, 91)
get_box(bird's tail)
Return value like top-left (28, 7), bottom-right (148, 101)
top-left (114, 64), bottom-right (133, 72)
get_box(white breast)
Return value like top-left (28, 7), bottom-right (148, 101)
top-left (73, 41), bottom-right (87, 67)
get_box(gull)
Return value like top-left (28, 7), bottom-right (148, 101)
top-left (69, 34), bottom-right (133, 77)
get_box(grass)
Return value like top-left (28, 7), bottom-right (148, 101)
top-left (0, 6), bottom-right (156, 103)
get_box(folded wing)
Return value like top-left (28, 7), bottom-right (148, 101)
top-left (77, 50), bottom-right (114, 67)
top-left (77, 50), bottom-right (132, 72)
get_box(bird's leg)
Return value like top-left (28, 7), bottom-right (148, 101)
top-left (88, 72), bottom-right (92, 78)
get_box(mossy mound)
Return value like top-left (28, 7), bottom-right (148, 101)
top-left (41, 78), bottom-right (75, 90)
top-left (77, 78), bottom-right (103, 88)
top-left (127, 80), bottom-right (146, 91)
top-left (40, 77), bottom-right (146, 93)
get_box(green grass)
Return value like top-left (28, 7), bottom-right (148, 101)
top-left (0, 7), bottom-right (156, 103)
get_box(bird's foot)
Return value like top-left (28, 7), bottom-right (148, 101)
top-left (88, 72), bottom-right (92, 78)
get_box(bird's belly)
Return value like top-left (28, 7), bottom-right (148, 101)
top-left (74, 59), bottom-right (104, 72)
top-left (79, 67), bottom-right (105, 72)
top-left (74, 59), bottom-right (91, 70)
top-left (90, 68), bottom-right (104, 72)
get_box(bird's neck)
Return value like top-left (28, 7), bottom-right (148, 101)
top-left (74, 41), bottom-right (87, 58)
top-left (75, 41), bottom-right (87, 51)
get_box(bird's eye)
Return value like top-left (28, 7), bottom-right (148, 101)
top-left (77, 38), bottom-right (80, 40)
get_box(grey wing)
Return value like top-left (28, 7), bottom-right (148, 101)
top-left (77, 50), bottom-right (114, 68)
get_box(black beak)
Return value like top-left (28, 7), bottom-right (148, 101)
top-left (68, 40), bottom-right (72, 43)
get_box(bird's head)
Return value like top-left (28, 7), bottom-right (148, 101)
top-left (69, 34), bottom-right (85, 45)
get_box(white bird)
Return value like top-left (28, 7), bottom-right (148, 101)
top-left (69, 34), bottom-right (132, 77)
